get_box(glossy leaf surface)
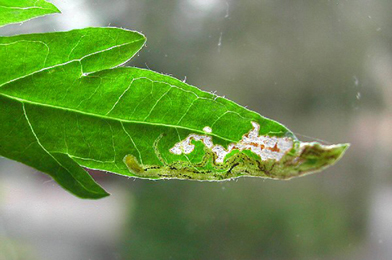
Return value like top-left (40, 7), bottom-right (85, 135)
top-left (0, 0), bottom-right (60, 27)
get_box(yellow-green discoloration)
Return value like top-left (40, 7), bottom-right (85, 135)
top-left (123, 141), bottom-right (349, 181)
top-left (124, 154), bottom-right (144, 174)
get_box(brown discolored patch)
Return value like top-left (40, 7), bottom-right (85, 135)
top-left (268, 143), bottom-right (280, 152)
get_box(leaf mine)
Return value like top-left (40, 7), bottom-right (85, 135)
top-left (121, 122), bottom-right (348, 181)
top-left (170, 122), bottom-right (294, 163)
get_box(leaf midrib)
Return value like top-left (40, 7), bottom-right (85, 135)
top-left (0, 6), bottom-right (52, 10)
top-left (0, 92), bottom-right (237, 143)
top-left (0, 37), bottom-right (145, 88)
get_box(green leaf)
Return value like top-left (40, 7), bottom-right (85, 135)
top-left (0, 27), bottom-right (348, 199)
top-left (0, 27), bottom-right (146, 198)
top-left (0, 0), bottom-right (60, 27)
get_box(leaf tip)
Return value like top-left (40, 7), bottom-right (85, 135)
top-left (90, 190), bottom-right (111, 200)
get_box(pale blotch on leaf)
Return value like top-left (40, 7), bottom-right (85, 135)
top-left (169, 122), bottom-right (294, 163)
top-left (203, 126), bottom-right (212, 133)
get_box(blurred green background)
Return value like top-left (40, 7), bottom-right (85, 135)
top-left (1, 0), bottom-right (391, 259)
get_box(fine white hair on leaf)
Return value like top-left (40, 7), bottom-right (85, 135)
top-left (169, 122), bottom-right (294, 163)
